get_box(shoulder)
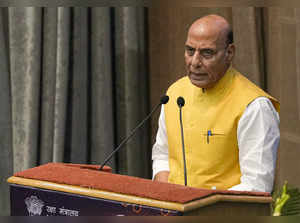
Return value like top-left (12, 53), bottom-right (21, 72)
top-left (239, 97), bottom-right (280, 133)
top-left (234, 69), bottom-right (274, 99)
top-left (167, 76), bottom-right (190, 93)
top-left (233, 69), bottom-right (266, 94)
top-left (232, 68), bottom-right (280, 112)
top-left (247, 97), bottom-right (279, 118)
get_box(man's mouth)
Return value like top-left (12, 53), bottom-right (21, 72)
top-left (190, 72), bottom-right (208, 80)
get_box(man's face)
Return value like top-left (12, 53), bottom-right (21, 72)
top-left (184, 24), bottom-right (234, 89)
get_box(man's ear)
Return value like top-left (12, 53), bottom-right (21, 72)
top-left (226, 44), bottom-right (235, 63)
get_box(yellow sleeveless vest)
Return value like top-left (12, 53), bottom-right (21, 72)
top-left (165, 67), bottom-right (279, 189)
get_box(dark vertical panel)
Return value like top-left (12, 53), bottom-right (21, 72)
top-left (53, 7), bottom-right (71, 162)
top-left (90, 7), bottom-right (116, 169)
top-left (114, 7), bottom-right (149, 177)
top-left (40, 8), bottom-right (57, 164)
top-left (279, 21), bottom-right (299, 186)
top-left (69, 7), bottom-right (89, 163)
top-left (9, 7), bottom-right (42, 171)
top-left (0, 7), bottom-right (12, 216)
top-left (137, 8), bottom-right (151, 178)
top-left (232, 7), bottom-right (265, 88)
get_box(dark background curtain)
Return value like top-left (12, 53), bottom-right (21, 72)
top-left (1, 6), bottom-right (300, 216)
top-left (0, 7), bottom-right (150, 215)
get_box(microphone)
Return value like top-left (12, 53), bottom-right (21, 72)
top-left (177, 97), bottom-right (185, 107)
top-left (160, 95), bottom-right (170, 104)
top-left (177, 96), bottom-right (187, 186)
top-left (99, 95), bottom-right (169, 171)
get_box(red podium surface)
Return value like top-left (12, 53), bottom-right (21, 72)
top-left (7, 163), bottom-right (272, 216)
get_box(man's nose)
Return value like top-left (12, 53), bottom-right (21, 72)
top-left (191, 51), bottom-right (202, 68)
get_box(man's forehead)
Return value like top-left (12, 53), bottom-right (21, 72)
top-left (186, 27), bottom-right (220, 47)
top-left (191, 15), bottom-right (229, 29)
top-left (189, 20), bottom-right (224, 36)
top-left (186, 18), bottom-right (228, 47)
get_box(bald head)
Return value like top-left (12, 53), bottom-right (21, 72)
top-left (188, 15), bottom-right (233, 47)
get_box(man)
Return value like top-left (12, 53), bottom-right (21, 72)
top-left (152, 14), bottom-right (280, 192)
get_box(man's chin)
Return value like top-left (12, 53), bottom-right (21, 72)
top-left (189, 77), bottom-right (208, 89)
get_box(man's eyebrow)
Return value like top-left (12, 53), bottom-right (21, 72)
top-left (201, 48), bottom-right (214, 51)
top-left (185, 45), bottom-right (194, 49)
top-left (185, 45), bottom-right (214, 51)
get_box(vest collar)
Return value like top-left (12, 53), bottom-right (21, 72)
top-left (191, 66), bottom-right (235, 104)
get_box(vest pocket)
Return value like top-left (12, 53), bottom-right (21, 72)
top-left (197, 129), bottom-right (237, 168)
top-left (203, 130), bottom-right (225, 144)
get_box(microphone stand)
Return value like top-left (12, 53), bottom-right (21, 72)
top-left (177, 97), bottom-right (187, 186)
top-left (99, 96), bottom-right (169, 171)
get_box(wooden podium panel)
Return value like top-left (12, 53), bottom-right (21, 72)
top-left (7, 163), bottom-right (272, 216)
top-left (9, 183), bottom-right (179, 216)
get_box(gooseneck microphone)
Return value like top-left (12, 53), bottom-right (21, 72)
top-left (177, 96), bottom-right (187, 186)
top-left (177, 97), bottom-right (185, 107)
top-left (99, 95), bottom-right (169, 171)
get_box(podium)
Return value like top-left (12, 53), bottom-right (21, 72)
top-left (7, 163), bottom-right (272, 216)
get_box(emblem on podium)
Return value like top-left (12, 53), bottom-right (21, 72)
top-left (25, 195), bottom-right (44, 216)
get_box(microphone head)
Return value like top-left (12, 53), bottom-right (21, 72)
top-left (177, 96), bottom-right (185, 107)
top-left (160, 95), bottom-right (169, 104)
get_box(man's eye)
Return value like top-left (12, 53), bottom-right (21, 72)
top-left (201, 49), bottom-right (214, 58)
top-left (186, 48), bottom-right (195, 55)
